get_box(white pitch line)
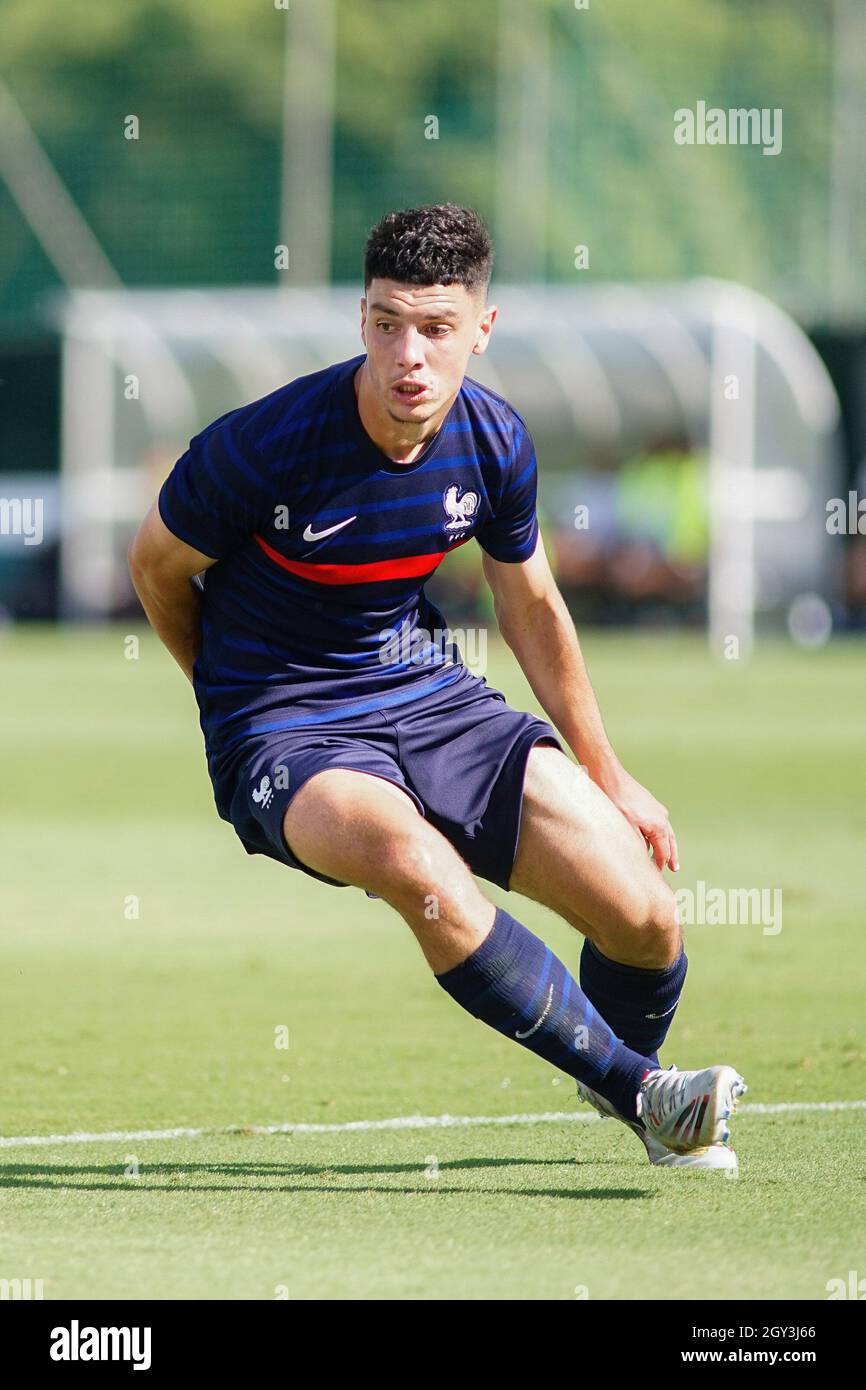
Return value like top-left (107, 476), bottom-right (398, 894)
top-left (0, 1099), bottom-right (864, 1149)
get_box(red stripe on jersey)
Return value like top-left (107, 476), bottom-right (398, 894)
top-left (253, 533), bottom-right (467, 585)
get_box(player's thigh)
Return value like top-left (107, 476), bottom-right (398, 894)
top-left (510, 744), bottom-right (679, 966)
top-left (283, 767), bottom-right (489, 923)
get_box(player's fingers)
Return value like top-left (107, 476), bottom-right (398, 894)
top-left (645, 824), bottom-right (672, 872)
top-left (669, 825), bottom-right (680, 872)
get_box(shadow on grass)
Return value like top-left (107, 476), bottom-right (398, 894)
top-left (0, 1158), bottom-right (648, 1200)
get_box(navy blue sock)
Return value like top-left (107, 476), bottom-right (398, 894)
top-left (579, 939), bottom-right (687, 1069)
top-left (435, 907), bottom-right (650, 1121)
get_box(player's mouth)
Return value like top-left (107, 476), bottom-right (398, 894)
top-left (391, 380), bottom-right (432, 405)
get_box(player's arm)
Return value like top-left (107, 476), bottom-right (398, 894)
top-left (128, 503), bottom-right (217, 683)
top-left (482, 537), bottom-right (679, 872)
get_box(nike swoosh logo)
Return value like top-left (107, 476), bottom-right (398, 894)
top-left (645, 1001), bottom-right (679, 1020)
top-left (302, 516), bottom-right (357, 542)
top-left (515, 983), bottom-right (554, 1040)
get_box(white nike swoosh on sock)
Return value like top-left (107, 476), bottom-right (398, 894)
top-left (515, 983), bottom-right (555, 1040)
top-left (645, 1000), bottom-right (679, 1020)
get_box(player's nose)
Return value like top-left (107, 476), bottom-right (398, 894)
top-left (394, 327), bottom-right (426, 369)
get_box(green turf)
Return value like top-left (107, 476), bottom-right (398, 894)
top-left (2, 627), bottom-right (865, 1299)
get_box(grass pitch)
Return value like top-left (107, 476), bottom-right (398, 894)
top-left (2, 627), bottom-right (865, 1300)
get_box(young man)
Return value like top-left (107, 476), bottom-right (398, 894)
top-left (129, 204), bottom-right (746, 1169)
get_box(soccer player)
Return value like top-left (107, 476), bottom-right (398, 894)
top-left (129, 204), bottom-right (746, 1169)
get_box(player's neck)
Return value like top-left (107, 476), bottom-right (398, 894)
top-left (353, 363), bottom-right (451, 465)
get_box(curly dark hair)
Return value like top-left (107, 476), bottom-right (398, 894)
top-left (363, 204), bottom-right (493, 296)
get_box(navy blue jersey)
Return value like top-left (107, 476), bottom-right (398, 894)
top-left (157, 353), bottom-right (539, 761)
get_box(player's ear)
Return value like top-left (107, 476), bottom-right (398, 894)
top-left (360, 295), bottom-right (367, 345)
top-left (472, 303), bottom-right (496, 356)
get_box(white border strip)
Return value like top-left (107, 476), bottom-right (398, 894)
top-left (1, 1099), bottom-right (863, 1149)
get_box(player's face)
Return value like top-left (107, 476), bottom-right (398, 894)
top-left (360, 280), bottom-right (496, 424)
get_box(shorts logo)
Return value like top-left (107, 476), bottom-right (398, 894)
top-left (443, 484), bottom-right (479, 533)
top-left (252, 775), bottom-right (274, 809)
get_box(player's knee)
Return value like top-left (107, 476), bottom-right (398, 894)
top-left (640, 883), bottom-right (682, 968)
top-left (376, 823), bottom-right (452, 901)
top-left (376, 828), bottom-right (496, 973)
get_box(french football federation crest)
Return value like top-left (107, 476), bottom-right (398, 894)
top-left (252, 775), bottom-right (274, 809)
top-left (443, 484), bottom-right (479, 532)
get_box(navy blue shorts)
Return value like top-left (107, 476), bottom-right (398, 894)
top-left (208, 667), bottom-right (561, 891)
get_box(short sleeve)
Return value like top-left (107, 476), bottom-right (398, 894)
top-left (158, 415), bottom-right (271, 560)
top-left (476, 415), bottom-right (540, 563)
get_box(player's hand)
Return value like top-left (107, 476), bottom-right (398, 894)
top-left (586, 754), bottom-right (679, 872)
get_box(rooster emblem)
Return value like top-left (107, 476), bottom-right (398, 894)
top-left (251, 775), bottom-right (274, 809)
top-left (443, 484), bottom-right (479, 532)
